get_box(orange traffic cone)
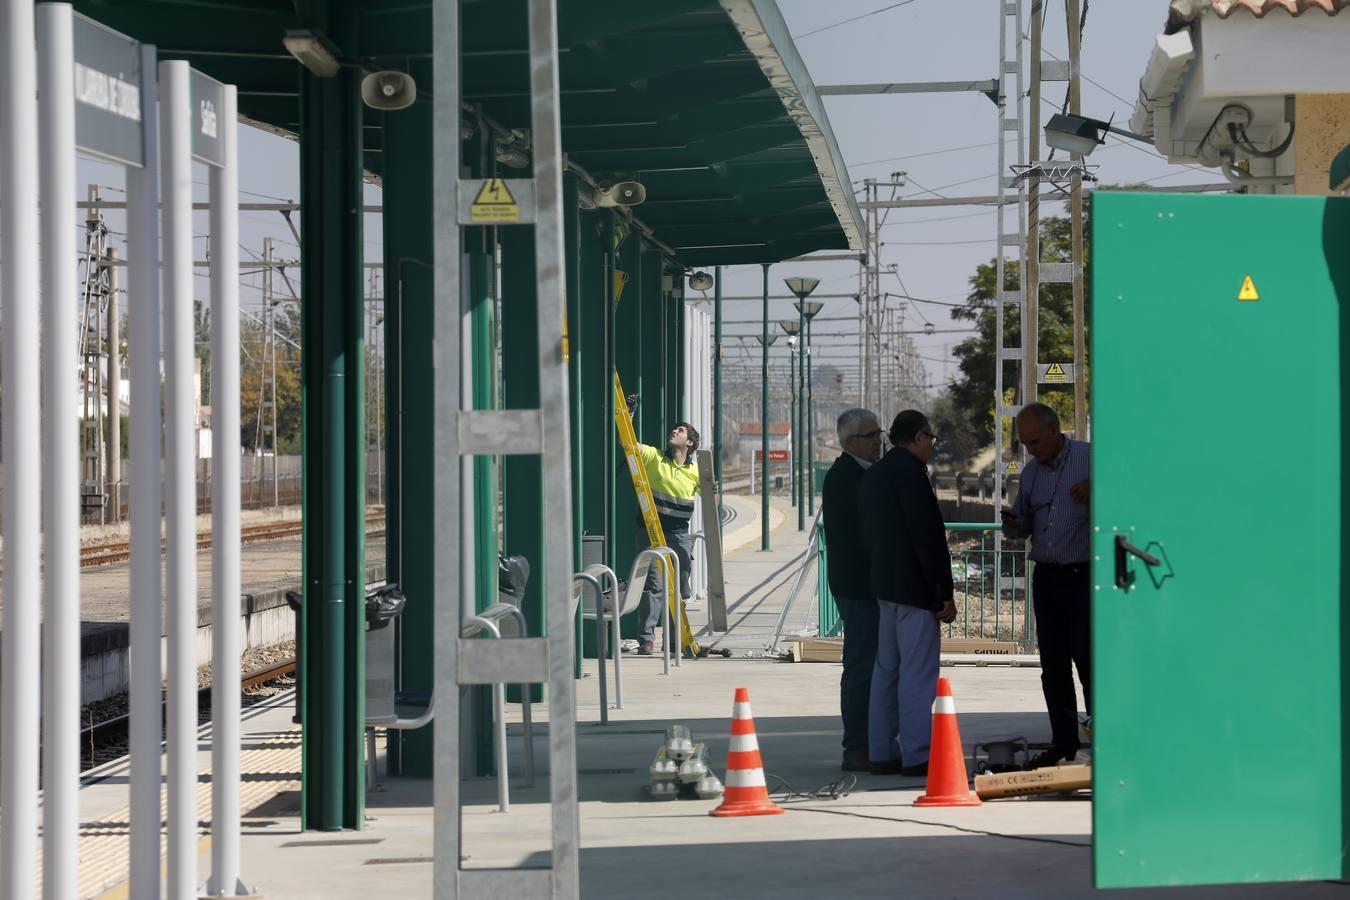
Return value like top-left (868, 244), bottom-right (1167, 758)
top-left (710, 687), bottom-right (784, 817)
top-left (915, 677), bottom-right (981, 807)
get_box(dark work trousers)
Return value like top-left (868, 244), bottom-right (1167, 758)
top-left (636, 523), bottom-right (693, 645)
top-left (1032, 562), bottom-right (1092, 755)
top-left (835, 595), bottom-right (879, 754)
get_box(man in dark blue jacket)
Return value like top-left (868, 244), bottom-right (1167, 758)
top-left (859, 410), bottom-right (956, 776)
top-left (821, 408), bottom-right (884, 772)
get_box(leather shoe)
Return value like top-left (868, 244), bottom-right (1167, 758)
top-left (869, 758), bottom-right (905, 775)
top-left (1027, 748), bottom-right (1072, 770)
top-left (899, 762), bottom-right (928, 777)
top-left (841, 751), bottom-right (870, 772)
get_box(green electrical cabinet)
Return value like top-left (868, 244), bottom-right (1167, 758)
top-left (1092, 192), bottom-right (1350, 888)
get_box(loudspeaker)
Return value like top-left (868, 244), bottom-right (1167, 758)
top-left (361, 71), bottom-right (417, 111)
top-left (688, 271), bottom-right (714, 292)
top-left (594, 180), bottom-right (646, 208)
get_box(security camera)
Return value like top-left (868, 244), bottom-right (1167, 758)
top-left (594, 179), bottom-right (646, 208)
top-left (361, 70), bottom-right (416, 111)
top-left (786, 336), bottom-right (799, 351)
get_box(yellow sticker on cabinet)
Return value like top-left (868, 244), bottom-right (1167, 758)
top-left (470, 178), bottom-right (519, 223)
top-left (1237, 275), bottom-right (1260, 302)
top-left (1043, 362), bottom-right (1068, 383)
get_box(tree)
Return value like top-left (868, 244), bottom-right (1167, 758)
top-left (946, 204), bottom-right (1091, 443)
top-left (238, 315), bottom-right (302, 453)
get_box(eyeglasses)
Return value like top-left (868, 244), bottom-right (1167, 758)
top-left (855, 429), bottom-right (883, 440)
top-left (921, 430), bottom-right (940, 445)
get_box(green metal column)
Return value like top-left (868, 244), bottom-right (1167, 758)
top-left (501, 227), bottom-right (545, 703)
top-left (612, 224), bottom-right (641, 586)
top-left (760, 263), bottom-right (770, 551)
top-left (578, 211), bottom-right (607, 550)
top-left (563, 174), bottom-right (584, 674)
top-left (713, 267), bottom-right (723, 487)
top-left (603, 213), bottom-right (617, 576)
top-left (789, 343), bottom-right (797, 509)
top-left (673, 279), bottom-right (686, 425)
top-left (807, 317), bottom-right (816, 515)
top-left (469, 223), bottom-right (498, 767)
top-left (299, 67), bottom-right (365, 831)
top-left (797, 303), bottom-right (806, 531)
top-left (380, 92), bottom-right (434, 778)
top-left (638, 249), bottom-right (664, 448)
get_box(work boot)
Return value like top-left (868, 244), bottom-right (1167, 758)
top-left (899, 761), bottom-right (929, 778)
top-left (869, 758), bottom-right (904, 775)
top-left (637, 641), bottom-right (654, 656)
top-left (841, 750), bottom-right (870, 772)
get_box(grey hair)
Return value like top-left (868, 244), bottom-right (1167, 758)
top-left (837, 408), bottom-right (880, 443)
top-left (1016, 402), bottom-right (1060, 430)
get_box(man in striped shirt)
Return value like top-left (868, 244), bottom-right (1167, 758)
top-left (633, 422), bottom-right (702, 656)
top-left (1003, 403), bottom-right (1091, 768)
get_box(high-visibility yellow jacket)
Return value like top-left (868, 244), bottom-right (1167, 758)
top-left (637, 443), bottom-right (700, 526)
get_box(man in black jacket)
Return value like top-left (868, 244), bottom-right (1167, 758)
top-left (821, 408), bottom-right (884, 772)
top-left (859, 410), bottom-right (956, 777)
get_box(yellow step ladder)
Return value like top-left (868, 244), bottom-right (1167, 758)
top-left (612, 371), bottom-right (699, 657)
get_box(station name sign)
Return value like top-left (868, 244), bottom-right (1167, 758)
top-left (73, 13), bottom-right (146, 168)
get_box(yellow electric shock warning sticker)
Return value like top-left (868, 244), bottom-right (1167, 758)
top-left (470, 178), bottom-right (519, 223)
top-left (1007, 461), bottom-right (1019, 474)
top-left (1238, 275), bottom-right (1260, 302)
top-left (1043, 362), bottom-right (1068, 383)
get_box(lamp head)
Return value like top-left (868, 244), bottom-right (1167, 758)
top-left (794, 299), bottom-right (824, 321)
top-left (783, 276), bottom-right (821, 299)
top-left (1045, 113), bottom-right (1109, 157)
top-left (688, 271), bottom-right (714, 292)
top-left (283, 30), bottom-right (341, 78)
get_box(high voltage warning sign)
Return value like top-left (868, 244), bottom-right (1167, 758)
top-left (1237, 274), bottom-right (1260, 302)
top-left (1037, 362), bottom-right (1076, 384)
top-left (470, 178), bottom-right (519, 223)
top-left (1006, 461), bottom-right (1019, 473)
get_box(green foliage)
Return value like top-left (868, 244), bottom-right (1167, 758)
top-left (944, 206), bottom-right (1091, 448)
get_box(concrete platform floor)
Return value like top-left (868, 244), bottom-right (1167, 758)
top-left (215, 501), bottom-right (1348, 898)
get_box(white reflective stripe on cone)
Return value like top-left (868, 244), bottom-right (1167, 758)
top-left (932, 696), bottom-right (957, 715)
top-left (725, 768), bottom-right (767, 789)
top-left (732, 702), bottom-right (753, 720)
top-left (728, 733), bottom-right (759, 753)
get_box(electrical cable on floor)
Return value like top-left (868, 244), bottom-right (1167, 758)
top-left (764, 774), bottom-right (857, 803)
top-left (782, 804), bottom-right (1091, 849)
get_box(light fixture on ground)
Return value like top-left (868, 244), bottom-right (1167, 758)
top-left (361, 71), bottom-right (416, 110)
top-left (283, 30), bottom-right (340, 77)
top-left (688, 271), bottom-right (714, 292)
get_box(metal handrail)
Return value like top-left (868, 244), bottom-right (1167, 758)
top-left (574, 564), bottom-right (619, 724)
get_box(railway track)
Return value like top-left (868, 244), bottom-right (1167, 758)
top-left (79, 515), bottom-right (385, 568)
top-left (81, 656), bottom-right (297, 771)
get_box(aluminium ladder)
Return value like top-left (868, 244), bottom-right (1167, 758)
top-left (432, 1), bottom-right (579, 897)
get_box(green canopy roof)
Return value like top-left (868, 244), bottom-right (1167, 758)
top-left (72, 0), bottom-right (862, 266)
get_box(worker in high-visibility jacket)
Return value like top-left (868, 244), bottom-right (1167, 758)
top-left (630, 410), bottom-right (702, 655)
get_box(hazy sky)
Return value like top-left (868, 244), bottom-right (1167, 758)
top-left (73, 1), bottom-right (1211, 389)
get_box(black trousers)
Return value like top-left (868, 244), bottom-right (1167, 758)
top-left (835, 595), bottom-right (879, 754)
top-left (1032, 563), bottom-right (1092, 755)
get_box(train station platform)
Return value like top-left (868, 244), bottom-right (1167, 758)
top-left (71, 498), bottom-right (1342, 899)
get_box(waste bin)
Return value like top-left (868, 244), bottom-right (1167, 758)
top-left (365, 584), bottom-right (408, 724)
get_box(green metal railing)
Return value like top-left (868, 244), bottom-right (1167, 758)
top-left (816, 522), bottom-right (1034, 646)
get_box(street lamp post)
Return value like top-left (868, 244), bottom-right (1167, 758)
top-left (795, 299), bottom-right (824, 518)
top-left (784, 277), bottom-right (820, 532)
top-left (779, 319), bottom-right (801, 515)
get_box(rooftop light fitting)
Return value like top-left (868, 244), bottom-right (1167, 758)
top-left (688, 271), bottom-right (714, 292)
top-left (283, 30), bottom-right (340, 78)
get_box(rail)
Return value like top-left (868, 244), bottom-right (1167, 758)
top-left (817, 521), bottom-right (1035, 650)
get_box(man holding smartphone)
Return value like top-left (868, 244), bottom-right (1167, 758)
top-left (1003, 403), bottom-right (1091, 768)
